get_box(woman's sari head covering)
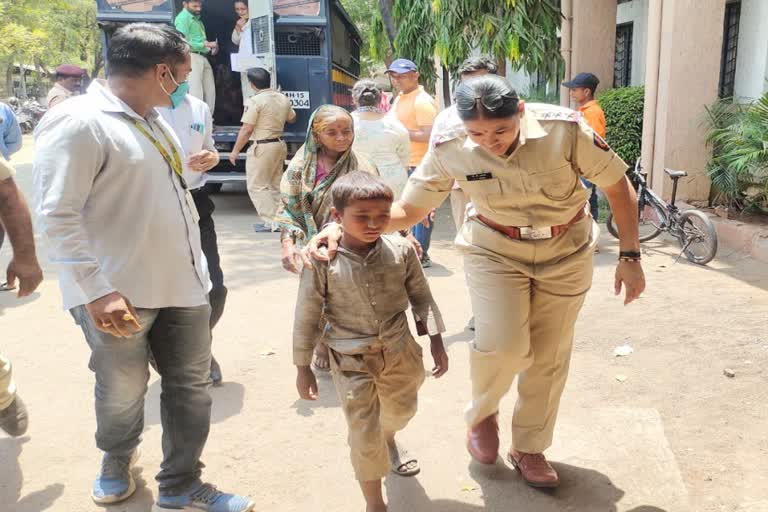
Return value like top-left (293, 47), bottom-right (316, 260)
top-left (276, 105), bottom-right (361, 240)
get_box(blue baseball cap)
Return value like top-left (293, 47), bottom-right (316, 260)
top-left (562, 72), bottom-right (600, 90)
top-left (386, 59), bottom-right (418, 74)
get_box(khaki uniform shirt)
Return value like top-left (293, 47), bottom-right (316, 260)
top-left (293, 234), bottom-right (445, 366)
top-left (403, 103), bottom-right (628, 229)
top-left (46, 83), bottom-right (74, 109)
top-left (0, 158), bottom-right (14, 181)
top-left (241, 89), bottom-right (296, 141)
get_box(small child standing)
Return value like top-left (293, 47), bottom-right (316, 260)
top-left (293, 171), bottom-right (448, 512)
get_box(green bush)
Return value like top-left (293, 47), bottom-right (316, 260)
top-left (704, 92), bottom-right (768, 211)
top-left (597, 86), bottom-right (644, 165)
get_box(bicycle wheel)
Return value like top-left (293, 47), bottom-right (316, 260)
top-left (606, 200), bottom-right (665, 242)
top-left (677, 210), bottom-right (718, 265)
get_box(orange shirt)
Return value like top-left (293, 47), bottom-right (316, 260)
top-left (579, 100), bottom-right (607, 139)
top-left (393, 86), bottom-right (438, 167)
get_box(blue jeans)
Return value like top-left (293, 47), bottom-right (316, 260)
top-left (581, 178), bottom-right (599, 220)
top-left (408, 167), bottom-right (433, 259)
top-left (71, 304), bottom-right (212, 493)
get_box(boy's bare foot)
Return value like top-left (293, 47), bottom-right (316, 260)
top-left (387, 438), bottom-right (420, 477)
top-left (311, 343), bottom-right (331, 373)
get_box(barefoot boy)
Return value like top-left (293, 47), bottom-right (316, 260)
top-left (293, 171), bottom-right (448, 512)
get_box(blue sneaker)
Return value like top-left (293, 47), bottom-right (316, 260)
top-left (154, 483), bottom-right (255, 512)
top-left (91, 449), bottom-right (139, 504)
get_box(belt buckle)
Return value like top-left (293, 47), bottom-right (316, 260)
top-left (519, 226), bottom-right (553, 240)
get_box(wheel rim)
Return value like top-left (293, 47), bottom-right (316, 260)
top-left (638, 204), bottom-right (663, 238)
top-left (681, 215), bottom-right (715, 260)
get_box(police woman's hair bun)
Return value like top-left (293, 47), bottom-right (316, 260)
top-left (352, 79), bottom-right (382, 108)
top-left (455, 75), bottom-right (520, 121)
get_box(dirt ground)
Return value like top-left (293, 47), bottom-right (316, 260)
top-left (1, 137), bottom-right (767, 512)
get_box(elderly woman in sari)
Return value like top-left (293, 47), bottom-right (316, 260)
top-left (275, 105), bottom-right (378, 372)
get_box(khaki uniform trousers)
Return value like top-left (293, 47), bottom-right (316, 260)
top-left (190, 53), bottom-right (216, 113)
top-left (329, 338), bottom-right (426, 481)
top-left (245, 141), bottom-right (287, 222)
top-left (450, 188), bottom-right (470, 232)
top-left (0, 353), bottom-right (17, 411)
top-left (456, 215), bottom-right (597, 454)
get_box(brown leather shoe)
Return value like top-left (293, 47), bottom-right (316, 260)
top-left (466, 413), bottom-right (499, 464)
top-left (508, 449), bottom-right (560, 488)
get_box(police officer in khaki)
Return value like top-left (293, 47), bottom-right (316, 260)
top-left (230, 68), bottom-right (297, 232)
top-left (306, 75), bottom-right (645, 488)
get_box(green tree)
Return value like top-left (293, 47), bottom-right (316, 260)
top-left (340, 0), bottom-right (391, 75)
top-left (0, 0), bottom-right (100, 97)
top-left (391, 0), bottom-right (563, 91)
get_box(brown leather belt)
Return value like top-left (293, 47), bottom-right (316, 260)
top-left (255, 138), bottom-right (283, 144)
top-left (477, 208), bottom-right (587, 240)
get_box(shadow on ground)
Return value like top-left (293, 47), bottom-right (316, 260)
top-left (0, 436), bottom-right (64, 511)
top-left (385, 460), bottom-right (669, 511)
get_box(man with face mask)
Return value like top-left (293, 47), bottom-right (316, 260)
top-left (34, 23), bottom-right (254, 512)
top-left (157, 93), bottom-right (227, 386)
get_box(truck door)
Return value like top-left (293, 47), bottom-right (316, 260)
top-left (234, 0), bottom-right (276, 103)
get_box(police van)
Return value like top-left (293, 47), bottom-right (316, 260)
top-left (95, 0), bottom-right (362, 190)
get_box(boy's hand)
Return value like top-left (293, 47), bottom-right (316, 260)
top-left (296, 366), bottom-right (318, 400)
top-left (430, 336), bottom-right (448, 378)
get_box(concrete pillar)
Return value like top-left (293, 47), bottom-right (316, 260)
top-left (649, 0), bottom-right (726, 202)
top-left (562, 0), bottom-right (618, 107)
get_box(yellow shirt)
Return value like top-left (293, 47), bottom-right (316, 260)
top-left (392, 86), bottom-right (437, 167)
top-left (579, 100), bottom-right (607, 139)
top-left (403, 103), bottom-right (627, 229)
top-left (241, 89), bottom-right (297, 141)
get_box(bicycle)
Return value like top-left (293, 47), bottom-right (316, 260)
top-left (605, 159), bottom-right (719, 265)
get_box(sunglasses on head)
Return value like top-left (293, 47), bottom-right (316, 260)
top-left (455, 92), bottom-right (519, 113)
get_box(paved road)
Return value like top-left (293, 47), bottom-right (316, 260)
top-left (1, 137), bottom-right (767, 511)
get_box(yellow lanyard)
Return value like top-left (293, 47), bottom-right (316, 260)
top-left (122, 114), bottom-right (185, 186)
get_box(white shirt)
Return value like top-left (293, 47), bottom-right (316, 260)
top-left (428, 104), bottom-right (464, 148)
top-left (351, 112), bottom-right (411, 198)
top-left (428, 104), bottom-right (465, 191)
top-left (158, 95), bottom-right (216, 190)
top-left (34, 81), bottom-right (210, 310)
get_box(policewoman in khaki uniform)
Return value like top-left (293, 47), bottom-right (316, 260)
top-left (307, 75), bottom-right (645, 488)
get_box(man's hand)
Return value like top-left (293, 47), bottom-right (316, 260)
top-left (296, 366), bottom-right (318, 400)
top-left (615, 260), bottom-right (646, 305)
top-left (404, 232), bottom-right (423, 260)
top-left (6, 255), bottom-right (43, 298)
top-left (421, 209), bottom-right (436, 228)
top-left (187, 150), bottom-right (218, 172)
top-left (430, 336), bottom-right (449, 378)
top-left (281, 239), bottom-right (301, 274)
top-left (301, 223), bottom-right (343, 269)
top-left (85, 291), bottom-right (142, 338)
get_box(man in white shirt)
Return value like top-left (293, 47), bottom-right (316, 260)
top-left (429, 56), bottom-right (498, 234)
top-left (158, 94), bottom-right (226, 386)
top-left (34, 23), bottom-right (254, 512)
top-left (428, 56), bottom-right (497, 333)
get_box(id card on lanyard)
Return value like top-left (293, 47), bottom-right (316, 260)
top-left (123, 114), bottom-right (200, 223)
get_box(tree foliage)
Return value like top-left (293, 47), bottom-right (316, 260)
top-left (340, 0), bottom-right (391, 75)
top-left (391, 0), bottom-right (562, 90)
top-left (0, 0), bottom-right (101, 95)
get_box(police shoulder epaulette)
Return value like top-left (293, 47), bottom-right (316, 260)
top-left (433, 127), bottom-right (466, 147)
top-left (528, 104), bottom-right (582, 123)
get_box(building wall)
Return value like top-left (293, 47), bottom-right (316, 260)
top-left (733, 0), bottom-right (768, 101)
top-left (616, 0), bottom-right (649, 86)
